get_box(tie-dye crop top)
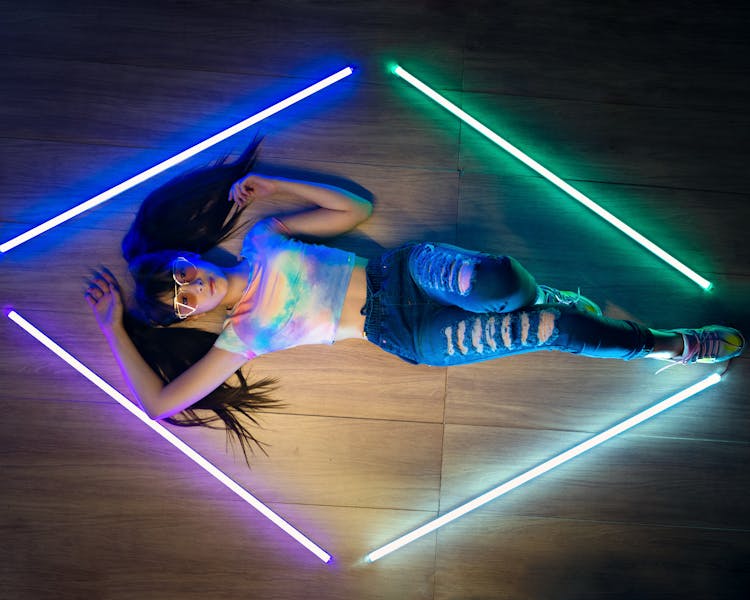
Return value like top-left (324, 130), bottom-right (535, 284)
top-left (213, 218), bottom-right (356, 359)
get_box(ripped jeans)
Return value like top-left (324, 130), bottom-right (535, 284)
top-left (362, 243), bottom-right (655, 367)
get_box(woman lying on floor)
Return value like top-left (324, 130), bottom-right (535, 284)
top-left (85, 140), bottom-right (745, 463)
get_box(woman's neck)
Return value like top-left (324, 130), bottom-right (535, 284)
top-left (222, 260), bottom-right (251, 310)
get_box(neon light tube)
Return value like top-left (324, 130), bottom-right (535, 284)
top-left (6, 310), bottom-right (332, 564)
top-left (366, 372), bottom-right (721, 562)
top-left (392, 65), bottom-right (712, 291)
top-left (1, 66), bottom-right (355, 254)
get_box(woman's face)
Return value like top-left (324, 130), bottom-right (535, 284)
top-left (169, 255), bottom-right (229, 319)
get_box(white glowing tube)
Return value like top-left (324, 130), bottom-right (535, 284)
top-left (392, 65), bottom-right (712, 291)
top-left (366, 372), bottom-right (722, 562)
top-left (1, 66), bottom-right (355, 254)
top-left (7, 310), bottom-right (332, 564)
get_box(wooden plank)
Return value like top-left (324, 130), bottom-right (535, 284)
top-left (0, 382), bottom-right (442, 592)
top-left (456, 171), bottom-right (750, 277)
top-left (434, 515), bottom-right (749, 599)
top-left (175, 412), bottom-right (444, 510)
top-left (461, 1), bottom-right (750, 111)
top-left (0, 56), bottom-right (275, 148)
top-left (250, 341), bottom-right (446, 424)
top-left (0, 55), bottom-right (460, 171)
top-left (445, 354), bottom-right (750, 443)
top-left (0, 394), bottom-right (443, 510)
top-left (1, 0), bottom-right (466, 88)
top-left (0, 140), bottom-right (150, 226)
top-left (455, 91), bottom-right (750, 194)
top-left (439, 423), bottom-right (750, 528)
top-left (1, 472), bottom-right (438, 599)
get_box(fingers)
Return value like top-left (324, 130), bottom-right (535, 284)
top-left (234, 184), bottom-right (245, 204)
top-left (229, 181), bottom-right (251, 206)
top-left (99, 266), bottom-right (120, 290)
top-left (84, 279), bottom-right (106, 299)
top-left (229, 175), bottom-right (263, 205)
top-left (89, 270), bottom-right (110, 291)
top-left (83, 268), bottom-right (120, 304)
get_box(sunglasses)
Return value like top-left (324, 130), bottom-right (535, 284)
top-left (172, 256), bottom-right (199, 319)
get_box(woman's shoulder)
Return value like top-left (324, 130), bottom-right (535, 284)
top-left (240, 216), bottom-right (291, 257)
top-left (249, 215), bottom-right (290, 235)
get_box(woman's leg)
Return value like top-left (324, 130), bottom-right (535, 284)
top-left (413, 304), bottom-right (658, 366)
top-left (363, 243), bottom-right (745, 367)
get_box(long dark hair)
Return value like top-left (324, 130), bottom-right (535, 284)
top-left (123, 137), bottom-right (260, 261)
top-left (122, 137), bottom-right (283, 464)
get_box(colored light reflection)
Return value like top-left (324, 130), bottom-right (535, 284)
top-left (392, 65), bottom-right (712, 291)
top-left (1, 66), bottom-right (354, 254)
top-left (366, 372), bottom-right (722, 562)
top-left (7, 310), bottom-right (332, 564)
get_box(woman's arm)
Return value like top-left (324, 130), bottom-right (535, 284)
top-left (86, 269), bottom-right (247, 420)
top-left (230, 175), bottom-right (372, 238)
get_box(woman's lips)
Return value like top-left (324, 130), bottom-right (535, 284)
top-left (209, 278), bottom-right (215, 295)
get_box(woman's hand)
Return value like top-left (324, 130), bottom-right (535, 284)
top-left (85, 267), bottom-right (124, 335)
top-left (228, 174), bottom-right (278, 207)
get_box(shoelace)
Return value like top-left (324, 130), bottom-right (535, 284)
top-left (655, 332), bottom-right (691, 375)
top-left (682, 329), bottom-right (726, 363)
top-left (654, 330), bottom-right (717, 374)
top-left (539, 286), bottom-right (583, 306)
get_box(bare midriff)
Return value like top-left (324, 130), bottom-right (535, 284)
top-left (335, 256), bottom-right (369, 341)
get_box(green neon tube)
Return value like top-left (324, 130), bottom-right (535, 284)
top-left (392, 65), bottom-right (712, 291)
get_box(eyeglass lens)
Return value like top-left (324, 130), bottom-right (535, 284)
top-left (175, 288), bottom-right (198, 317)
top-left (173, 258), bottom-right (198, 284)
top-left (173, 258), bottom-right (199, 317)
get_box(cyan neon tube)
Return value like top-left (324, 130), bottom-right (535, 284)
top-left (366, 372), bottom-right (722, 562)
top-left (7, 310), bottom-right (332, 564)
top-left (392, 65), bottom-right (712, 291)
top-left (1, 66), bottom-right (354, 254)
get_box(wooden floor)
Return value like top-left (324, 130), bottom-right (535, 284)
top-left (1, 1), bottom-right (748, 598)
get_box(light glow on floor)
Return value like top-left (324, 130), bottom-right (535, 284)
top-left (1, 66), bottom-right (354, 254)
top-left (365, 372), bottom-right (722, 562)
top-left (392, 65), bottom-right (712, 291)
top-left (7, 310), bottom-right (333, 564)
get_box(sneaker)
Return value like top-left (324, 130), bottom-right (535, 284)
top-left (536, 285), bottom-right (603, 316)
top-left (669, 326), bottom-right (745, 364)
